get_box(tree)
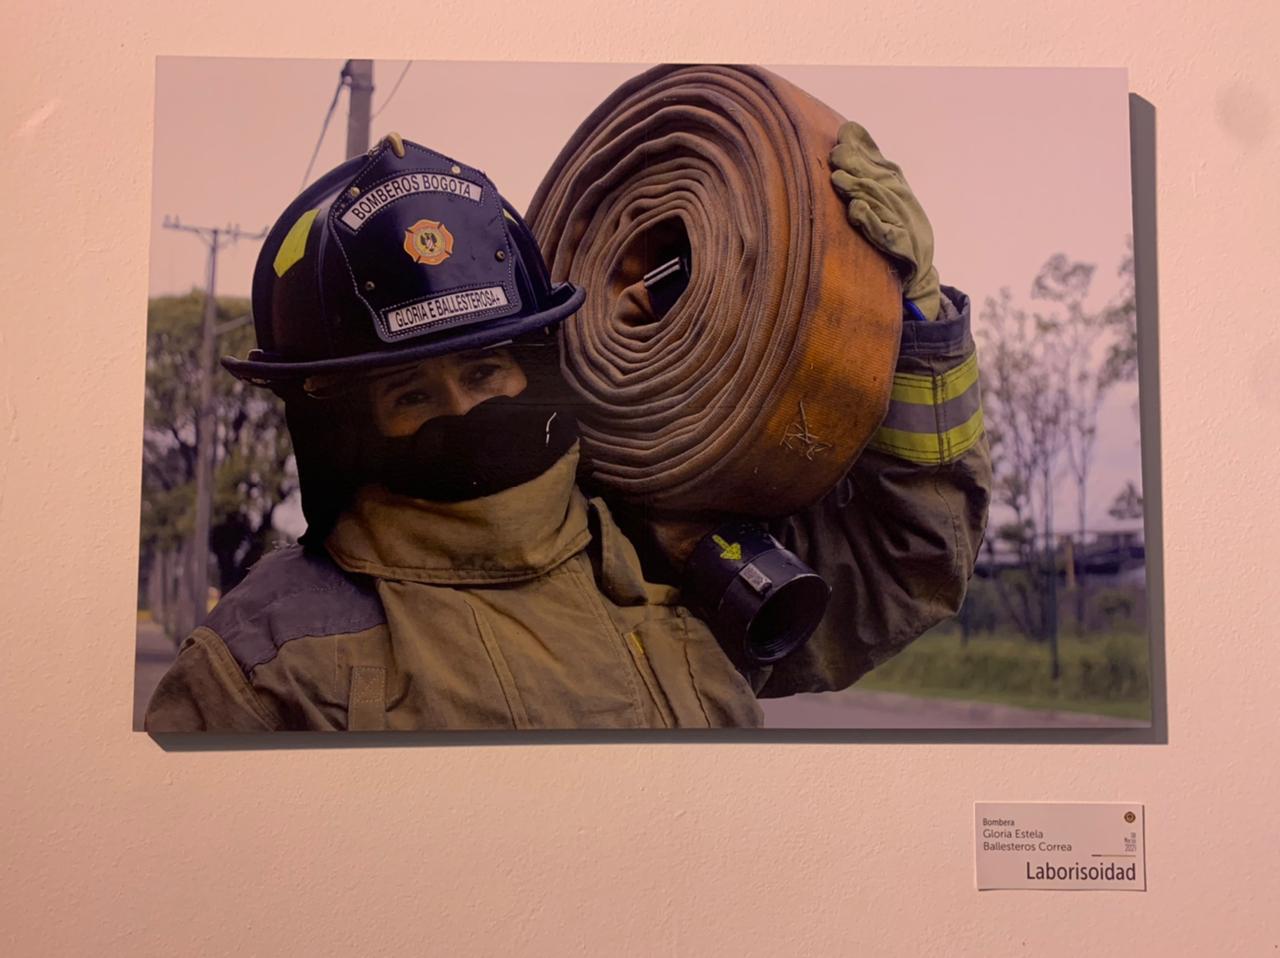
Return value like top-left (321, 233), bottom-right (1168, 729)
top-left (1101, 236), bottom-right (1138, 389)
top-left (978, 241), bottom-right (1138, 675)
top-left (1034, 253), bottom-right (1100, 561)
top-left (1036, 242), bottom-right (1137, 631)
top-left (139, 291), bottom-right (296, 638)
top-left (1108, 480), bottom-right (1144, 522)
top-left (978, 284), bottom-right (1069, 672)
top-left (1033, 254), bottom-right (1104, 635)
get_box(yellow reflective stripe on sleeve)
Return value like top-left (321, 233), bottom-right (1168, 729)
top-left (272, 208), bottom-right (320, 278)
top-left (869, 350), bottom-right (984, 465)
top-left (869, 406), bottom-right (985, 465)
top-left (888, 351), bottom-right (980, 406)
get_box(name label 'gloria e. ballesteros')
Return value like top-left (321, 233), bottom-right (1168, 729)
top-left (385, 286), bottom-right (510, 335)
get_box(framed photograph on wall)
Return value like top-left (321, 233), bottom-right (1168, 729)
top-left (135, 58), bottom-right (1148, 732)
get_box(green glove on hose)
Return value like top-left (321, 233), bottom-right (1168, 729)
top-left (829, 121), bottom-right (941, 322)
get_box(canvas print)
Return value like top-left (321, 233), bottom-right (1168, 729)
top-left (135, 58), bottom-right (1147, 731)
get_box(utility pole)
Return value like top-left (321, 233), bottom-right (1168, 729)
top-left (343, 59), bottom-right (374, 158)
top-left (161, 216), bottom-right (267, 638)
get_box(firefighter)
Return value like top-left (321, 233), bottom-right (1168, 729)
top-left (144, 133), bottom-right (989, 731)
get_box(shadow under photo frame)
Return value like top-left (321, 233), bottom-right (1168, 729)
top-left (144, 71), bottom-right (1163, 751)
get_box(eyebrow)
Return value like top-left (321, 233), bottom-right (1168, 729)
top-left (374, 350), bottom-right (507, 393)
top-left (376, 367), bottom-right (423, 392)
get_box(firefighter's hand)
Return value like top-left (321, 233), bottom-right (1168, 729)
top-left (829, 120), bottom-right (940, 322)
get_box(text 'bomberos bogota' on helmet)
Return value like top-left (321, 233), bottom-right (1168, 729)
top-left (223, 133), bottom-right (585, 388)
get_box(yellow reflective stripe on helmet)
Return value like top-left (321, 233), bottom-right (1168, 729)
top-left (869, 406), bottom-right (985, 465)
top-left (888, 351), bottom-right (979, 406)
top-left (273, 208), bottom-right (320, 278)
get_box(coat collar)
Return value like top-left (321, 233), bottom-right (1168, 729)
top-left (325, 446), bottom-right (591, 585)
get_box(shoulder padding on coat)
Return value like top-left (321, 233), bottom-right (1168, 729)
top-left (204, 544), bottom-right (386, 676)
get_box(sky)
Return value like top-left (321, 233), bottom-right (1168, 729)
top-left (147, 57), bottom-right (1140, 536)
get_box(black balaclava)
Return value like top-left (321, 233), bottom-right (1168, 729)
top-left (290, 340), bottom-right (579, 547)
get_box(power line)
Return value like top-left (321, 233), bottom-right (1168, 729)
top-left (371, 61), bottom-right (412, 120)
top-left (300, 71), bottom-right (349, 190)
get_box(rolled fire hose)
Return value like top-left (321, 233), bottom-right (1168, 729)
top-left (526, 64), bottom-right (904, 662)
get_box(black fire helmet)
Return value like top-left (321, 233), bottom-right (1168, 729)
top-left (223, 133), bottom-right (584, 391)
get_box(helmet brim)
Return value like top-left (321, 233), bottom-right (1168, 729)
top-left (223, 282), bottom-right (584, 385)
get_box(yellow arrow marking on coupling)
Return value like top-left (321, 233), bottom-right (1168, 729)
top-left (712, 535), bottom-right (742, 561)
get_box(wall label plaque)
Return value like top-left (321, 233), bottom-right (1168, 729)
top-left (975, 802), bottom-right (1146, 891)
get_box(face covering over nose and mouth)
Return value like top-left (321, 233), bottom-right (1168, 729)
top-left (287, 343), bottom-right (581, 544)
top-left (367, 391), bottom-right (579, 502)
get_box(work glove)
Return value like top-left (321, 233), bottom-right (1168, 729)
top-left (829, 121), bottom-right (941, 322)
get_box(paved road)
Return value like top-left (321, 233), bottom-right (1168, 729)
top-left (761, 688), bottom-right (1147, 729)
top-left (133, 622), bottom-right (1143, 731)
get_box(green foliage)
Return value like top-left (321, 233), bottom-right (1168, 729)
top-left (858, 628), bottom-right (1151, 717)
top-left (956, 577), bottom-right (1000, 634)
top-left (1108, 480), bottom-right (1144, 521)
top-left (140, 291), bottom-right (296, 594)
top-left (1100, 236), bottom-right (1138, 389)
top-left (139, 481), bottom-right (194, 551)
top-left (1090, 588), bottom-right (1137, 630)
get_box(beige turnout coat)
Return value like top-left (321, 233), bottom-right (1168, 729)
top-left (145, 449), bottom-right (764, 731)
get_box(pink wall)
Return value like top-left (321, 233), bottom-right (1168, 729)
top-left (3, 1), bottom-right (1278, 954)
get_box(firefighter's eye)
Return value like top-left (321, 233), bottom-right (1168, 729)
top-left (394, 390), bottom-right (431, 407)
top-left (465, 363), bottom-right (503, 387)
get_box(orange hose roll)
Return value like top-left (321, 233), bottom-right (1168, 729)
top-left (527, 63), bottom-right (903, 518)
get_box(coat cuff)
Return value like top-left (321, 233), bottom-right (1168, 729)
top-left (865, 285), bottom-right (984, 465)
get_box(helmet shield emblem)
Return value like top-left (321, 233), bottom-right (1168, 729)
top-left (327, 142), bottom-right (522, 344)
top-left (403, 219), bottom-right (454, 265)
